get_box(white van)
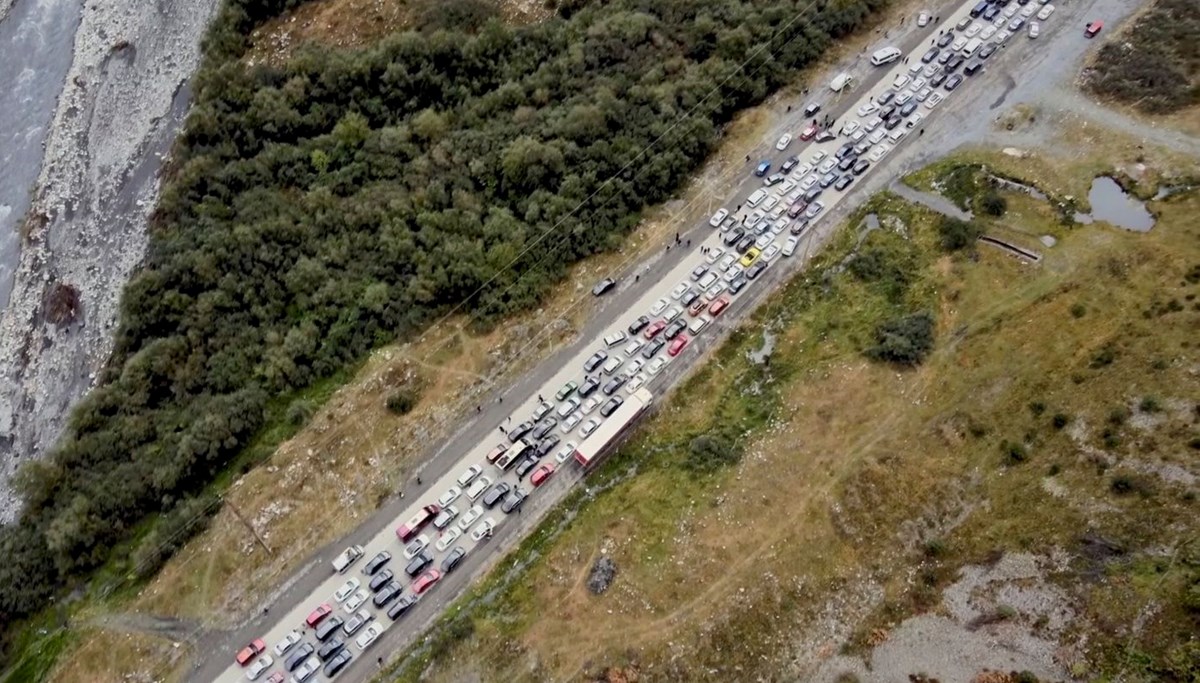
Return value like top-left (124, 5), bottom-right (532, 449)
top-left (829, 72), bottom-right (854, 92)
top-left (746, 188), bottom-right (768, 207)
top-left (687, 316), bottom-right (711, 336)
top-left (963, 37), bottom-right (983, 57)
top-left (870, 46), bottom-right (902, 66)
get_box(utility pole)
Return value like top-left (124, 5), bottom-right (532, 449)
top-left (228, 500), bottom-right (273, 555)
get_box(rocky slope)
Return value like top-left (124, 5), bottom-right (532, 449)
top-left (0, 0), bottom-right (219, 521)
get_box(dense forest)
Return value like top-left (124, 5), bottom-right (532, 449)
top-left (0, 0), bottom-right (889, 631)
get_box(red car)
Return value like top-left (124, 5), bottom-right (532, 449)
top-left (643, 320), bottom-right (667, 339)
top-left (531, 463), bottom-right (555, 487)
top-left (668, 335), bottom-right (690, 357)
top-left (687, 299), bottom-right (706, 317)
top-left (265, 674), bottom-right (285, 683)
top-left (708, 296), bottom-right (730, 317)
top-left (1084, 20), bottom-right (1102, 37)
top-left (485, 443), bottom-right (507, 463)
top-left (799, 123), bottom-right (820, 141)
top-left (305, 603), bottom-right (332, 628)
top-left (235, 638), bottom-right (266, 666)
top-left (396, 504), bottom-right (440, 542)
top-left (412, 569), bottom-right (443, 595)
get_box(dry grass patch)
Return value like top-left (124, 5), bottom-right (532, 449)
top-left (46, 629), bottom-right (183, 683)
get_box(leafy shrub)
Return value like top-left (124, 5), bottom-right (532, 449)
top-left (1070, 303), bottom-right (1087, 318)
top-left (980, 192), bottom-right (1008, 216)
top-left (386, 388), bottom-right (421, 415)
top-left (1139, 396), bottom-right (1161, 413)
top-left (1001, 440), bottom-right (1029, 465)
top-left (686, 434), bottom-right (741, 472)
top-left (936, 216), bottom-right (984, 251)
top-left (1028, 401), bottom-right (1046, 416)
top-left (866, 312), bottom-right (935, 366)
top-left (1051, 413), bottom-right (1070, 429)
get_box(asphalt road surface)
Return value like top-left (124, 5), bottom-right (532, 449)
top-left (202, 0), bottom-right (1103, 680)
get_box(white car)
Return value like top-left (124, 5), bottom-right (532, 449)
top-left (554, 441), bottom-right (579, 465)
top-left (754, 233), bottom-right (773, 250)
top-left (1021, 3), bottom-right (1037, 18)
top-left (981, 25), bottom-right (997, 41)
top-left (799, 174), bottom-right (819, 190)
top-left (435, 527), bottom-right (462, 552)
top-left (704, 281), bottom-right (728, 302)
top-left (1028, 21), bottom-right (1040, 38)
top-left (579, 418), bottom-right (602, 438)
top-left (626, 358), bottom-right (645, 376)
top-left (723, 264), bottom-right (744, 283)
top-left (849, 128), bottom-right (867, 143)
top-left (531, 399), bottom-right (554, 421)
top-left (965, 21), bottom-right (983, 37)
top-left (403, 534), bottom-right (429, 560)
top-left (579, 397), bottom-right (600, 414)
top-left (273, 630), bottom-right (303, 657)
top-left (907, 61), bottom-right (923, 76)
top-left (649, 297), bottom-right (669, 316)
top-left (436, 487), bottom-right (462, 508)
top-left (775, 133), bottom-right (792, 150)
top-left (895, 90), bottom-right (913, 106)
top-left (626, 373), bottom-right (647, 393)
top-left (708, 208), bottom-right (728, 227)
top-left (808, 150), bottom-right (827, 166)
top-left (355, 622), bottom-right (385, 650)
top-left (705, 246), bottom-right (725, 264)
top-left (557, 397), bottom-right (580, 418)
top-left (331, 544), bottom-right (364, 573)
top-left (868, 129), bottom-right (886, 145)
top-left (782, 236), bottom-right (799, 257)
top-left (840, 120), bottom-right (860, 137)
top-left (817, 158), bottom-right (837, 174)
top-left (911, 76), bottom-right (927, 91)
top-left (664, 305), bottom-right (684, 321)
top-left (560, 411), bottom-right (583, 433)
top-left (994, 14), bottom-right (1008, 28)
top-left (952, 35), bottom-right (968, 51)
top-left (907, 112), bottom-right (925, 129)
top-left (246, 655), bottom-right (274, 681)
top-left (868, 144), bottom-right (891, 162)
top-left (669, 282), bottom-right (690, 300)
top-left (892, 74), bottom-right (910, 90)
top-left (915, 87), bottom-right (932, 102)
top-left (602, 330), bottom-right (627, 348)
top-left (1036, 4), bottom-right (1053, 20)
top-left (292, 658), bottom-right (320, 682)
top-left (465, 476), bottom-right (492, 501)
top-left (761, 244), bottom-right (781, 262)
top-left (456, 465), bottom-right (483, 488)
top-left (776, 180), bottom-right (797, 197)
top-left (746, 188), bottom-right (768, 206)
top-left (996, 29), bottom-right (1013, 43)
top-left (697, 271), bottom-right (718, 290)
top-left (761, 195), bottom-right (779, 212)
top-left (917, 10), bottom-right (930, 26)
top-left (646, 356), bottom-right (669, 375)
top-left (1003, 3), bottom-right (1019, 18)
top-left (856, 101), bottom-right (879, 117)
top-left (922, 62), bottom-right (939, 77)
top-left (343, 588), bottom-right (369, 613)
top-left (458, 504), bottom-right (484, 531)
top-left (863, 115), bottom-right (883, 131)
top-left (716, 253), bottom-right (737, 271)
top-left (334, 577), bottom-right (361, 603)
top-left (925, 92), bottom-right (944, 109)
top-left (792, 162), bottom-right (813, 178)
top-left (622, 338), bottom-right (644, 357)
top-left (471, 517), bottom-right (497, 542)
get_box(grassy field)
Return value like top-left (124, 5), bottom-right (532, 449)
top-left (382, 155), bottom-right (1200, 682)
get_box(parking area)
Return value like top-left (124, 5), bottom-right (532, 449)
top-left (211, 0), bottom-right (1087, 680)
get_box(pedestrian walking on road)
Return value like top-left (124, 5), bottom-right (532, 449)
top-left (500, 425), bottom-right (507, 435)
top-left (538, 394), bottom-right (543, 402)
top-left (745, 154), bottom-right (750, 162)
top-left (935, 15), bottom-right (940, 22)
top-left (477, 405), bottom-right (481, 413)
top-left (417, 476), bottom-right (422, 485)
top-left (686, 238), bottom-right (691, 247)
top-left (736, 203), bottom-right (742, 211)
top-left (919, 128), bottom-right (925, 136)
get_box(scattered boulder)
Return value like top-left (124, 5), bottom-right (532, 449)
top-left (587, 555), bottom-right (617, 595)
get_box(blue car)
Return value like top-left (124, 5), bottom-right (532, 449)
top-left (754, 160), bottom-right (771, 177)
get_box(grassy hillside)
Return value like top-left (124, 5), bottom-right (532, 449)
top-left (382, 158), bottom-right (1199, 682)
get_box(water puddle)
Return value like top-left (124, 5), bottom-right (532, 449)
top-left (1073, 176), bottom-right (1155, 232)
top-left (747, 330), bottom-right (776, 365)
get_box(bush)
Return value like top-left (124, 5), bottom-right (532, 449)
top-left (1070, 303), bottom-right (1087, 318)
top-left (1028, 401), bottom-right (1046, 416)
top-left (1002, 440), bottom-right (1029, 465)
top-left (129, 495), bottom-right (219, 580)
top-left (286, 399), bottom-right (316, 426)
top-left (1139, 396), bottom-right (1162, 413)
top-left (936, 216), bottom-right (984, 251)
top-left (386, 388), bottom-right (421, 415)
top-left (1052, 413), bottom-right (1070, 429)
top-left (866, 312), bottom-right (936, 366)
top-left (980, 192), bottom-right (1008, 216)
top-left (686, 434), bottom-right (741, 472)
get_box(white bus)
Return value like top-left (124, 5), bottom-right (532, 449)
top-left (574, 389), bottom-right (654, 468)
top-left (495, 440), bottom-right (531, 471)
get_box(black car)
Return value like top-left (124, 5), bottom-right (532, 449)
top-left (946, 55), bottom-right (965, 72)
top-left (501, 487), bottom-right (528, 514)
top-left (930, 71), bottom-right (948, 87)
top-left (837, 156), bottom-right (857, 172)
top-left (803, 187), bottom-right (823, 204)
top-left (979, 42), bottom-right (997, 60)
top-left (921, 47), bottom-right (939, 63)
top-left (818, 172), bottom-right (839, 188)
top-left (790, 218), bottom-right (810, 236)
top-left (600, 396), bottom-right (624, 417)
top-left (641, 338), bottom-right (665, 359)
top-left (317, 638), bottom-right (345, 662)
top-left (745, 261), bottom-right (768, 280)
top-left (515, 455), bottom-right (539, 480)
top-left (879, 104), bottom-right (897, 121)
top-left (884, 115), bottom-right (903, 131)
top-left (535, 435), bottom-right (560, 458)
top-left (577, 376), bottom-right (600, 398)
top-left (286, 643), bottom-right (316, 671)
top-left (735, 235), bottom-right (756, 253)
top-left (627, 315), bottom-right (650, 336)
top-left (945, 73), bottom-right (964, 91)
top-left (835, 142), bottom-right (856, 160)
top-left (441, 547), bottom-right (467, 574)
top-left (690, 264), bottom-right (709, 280)
top-left (315, 617), bottom-right (344, 642)
top-left (803, 101), bottom-right (822, 117)
top-left (373, 581), bottom-right (403, 607)
top-left (937, 32), bottom-right (954, 48)
top-left (602, 374), bottom-right (628, 395)
top-left (781, 155), bottom-right (800, 173)
top-left (983, 4), bottom-right (999, 19)
top-left (583, 351), bottom-right (608, 373)
top-left (404, 552), bottom-right (432, 577)
top-left (876, 90), bottom-right (895, 105)
top-left (663, 319), bottom-right (687, 340)
top-left (508, 420), bottom-right (533, 443)
top-left (722, 227), bottom-right (745, 246)
top-left (362, 551), bottom-right (391, 577)
top-left (482, 481), bottom-right (511, 509)
top-left (900, 101), bottom-right (918, 117)
top-left (368, 568), bottom-right (395, 592)
top-left (964, 61), bottom-right (983, 77)
top-left (591, 278), bottom-right (616, 296)
top-left (852, 158), bottom-right (870, 175)
top-left (530, 417), bottom-right (557, 440)
top-left (728, 274), bottom-right (749, 294)
top-left (834, 174), bottom-right (854, 191)
top-left (388, 594), bottom-right (418, 620)
top-left (324, 650), bottom-right (352, 678)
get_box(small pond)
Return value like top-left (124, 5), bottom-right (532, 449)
top-left (1074, 176), bottom-right (1156, 232)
